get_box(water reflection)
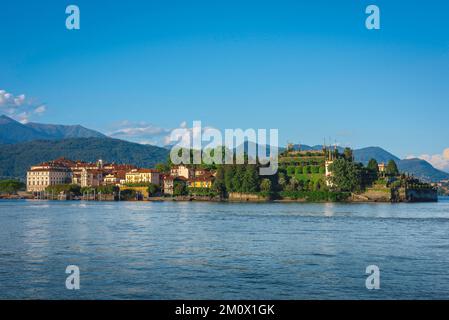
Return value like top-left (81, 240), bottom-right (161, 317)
top-left (1, 199), bottom-right (449, 299)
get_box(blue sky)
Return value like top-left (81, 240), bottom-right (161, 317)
top-left (1, 0), bottom-right (449, 168)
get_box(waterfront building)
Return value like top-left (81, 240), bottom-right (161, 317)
top-left (80, 168), bottom-right (104, 187)
top-left (125, 169), bottom-right (160, 185)
top-left (27, 158), bottom-right (140, 191)
top-left (104, 170), bottom-right (126, 185)
top-left (26, 161), bottom-right (72, 192)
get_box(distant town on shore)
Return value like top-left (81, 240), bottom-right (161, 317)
top-left (0, 144), bottom-right (441, 203)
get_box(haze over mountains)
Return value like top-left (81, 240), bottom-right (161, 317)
top-left (1, 115), bottom-right (448, 182)
top-left (0, 115), bottom-right (105, 143)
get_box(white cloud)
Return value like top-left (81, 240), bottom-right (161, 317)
top-left (108, 121), bottom-right (172, 146)
top-left (408, 148), bottom-right (449, 173)
top-left (163, 122), bottom-right (219, 148)
top-left (0, 89), bottom-right (46, 123)
top-left (109, 120), bottom-right (219, 147)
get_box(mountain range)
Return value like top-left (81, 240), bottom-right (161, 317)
top-left (0, 138), bottom-right (169, 179)
top-left (0, 115), bottom-right (105, 143)
top-left (1, 114), bottom-right (448, 182)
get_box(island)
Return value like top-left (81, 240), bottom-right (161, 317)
top-left (0, 145), bottom-right (438, 203)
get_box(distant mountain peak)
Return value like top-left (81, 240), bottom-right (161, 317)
top-left (0, 114), bottom-right (18, 124)
top-left (0, 116), bottom-right (106, 144)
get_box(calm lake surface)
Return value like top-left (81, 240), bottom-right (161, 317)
top-left (1, 198), bottom-right (449, 299)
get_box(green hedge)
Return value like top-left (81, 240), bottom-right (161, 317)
top-left (280, 190), bottom-right (350, 202)
top-left (188, 187), bottom-right (218, 197)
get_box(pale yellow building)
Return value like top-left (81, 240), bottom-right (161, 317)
top-left (188, 175), bottom-right (214, 189)
top-left (125, 169), bottom-right (160, 185)
top-left (378, 163), bottom-right (386, 173)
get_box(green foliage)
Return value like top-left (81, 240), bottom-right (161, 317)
top-left (80, 185), bottom-right (118, 195)
top-left (260, 178), bottom-right (273, 193)
top-left (147, 183), bottom-right (160, 196)
top-left (241, 165), bottom-right (259, 193)
top-left (124, 182), bottom-right (152, 187)
top-left (343, 147), bottom-right (353, 161)
top-left (224, 165), bottom-right (234, 192)
top-left (329, 158), bottom-right (363, 192)
top-left (155, 163), bottom-right (170, 173)
top-left (0, 138), bottom-right (169, 179)
top-left (173, 181), bottom-right (188, 196)
top-left (287, 166), bottom-right (296, 176)
top-left (212, 166), bottom-right (226, 197)
top-left (188, 187), bottom-right (217, 197)
top-left (0, 179), bottom-right (25, 194)
top-left (120, 189), bottom-right (136, 200)
top-left (46, 184), bottom-right (81, 195)
top-left (232, 165), bottom-right (244, 192)
top-left (277, 170), bottom-right (289, 191)
top-left (386, 160), bottom-right (400, 176)
top-left (280, 190), bottom-right (350, 202)
top-left (367, 158), bottom-right (379, 172)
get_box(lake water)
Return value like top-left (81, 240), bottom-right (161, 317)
top-left (1, 198), bottom-right (449, 299)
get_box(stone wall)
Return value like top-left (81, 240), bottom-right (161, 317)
top-left (403, 188), bottom-right (438, 202)
top-left (228, 192), bottom-right (269, 202)
top-left (352, 187), bottom-right (392, 202)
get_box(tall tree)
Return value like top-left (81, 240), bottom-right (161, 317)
top-left (232, 165), bottom-right (244, 192)
top-left (367, 158), bottom-right (379, 173)
top-left (329, 158), bottom-right (363, 192)
top-left (366, 158), bottom-right (379, 183)
top-left (213, 166), bottom-right (226, 197)
top-left (343, 147), bottom-right (353, 162)
top-left (224, 165), bottom-right (234, 192)
top-left (242, 165), bottom-right (259, 193)
top-left (386, 160), bottom-right (400, 176)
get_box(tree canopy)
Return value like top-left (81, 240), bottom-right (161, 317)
top-left (386, 160), bottom-right (400, 176)
top-left (329, 158), bottom-right (363, 192)
top-left (367, 158), bottom-right (379, 173)
top-left (0, 180), bottom-right (25, 194)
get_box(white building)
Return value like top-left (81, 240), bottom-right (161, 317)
top-left (26, 164), bottom-right (72, 192)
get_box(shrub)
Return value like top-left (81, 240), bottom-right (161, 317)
top-left (147, 183), bottom-right (160, 196)
top-left (286, 166), bottom-right (296, 176)
top-left (0, 180), bottom-right (25, 194)
top-left (279, 190), bottom-right (350, 202)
